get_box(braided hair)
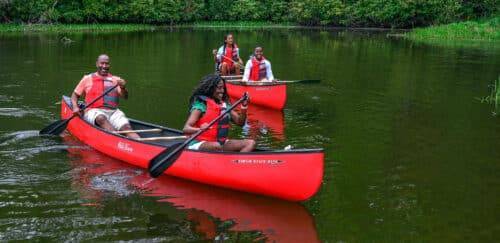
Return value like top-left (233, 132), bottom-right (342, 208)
top-left (188, 74), bottom-right (229, 109)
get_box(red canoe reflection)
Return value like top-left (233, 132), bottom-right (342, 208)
top-left (231, 97), bottom-right (285, 141)
top-left (64, 136), bottom-right (319, 242)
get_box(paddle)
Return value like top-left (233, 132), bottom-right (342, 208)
top-left (39, 84), bottom-right (119, 136)
top-left (274, 79), bottom-right (321, 84)
top-left (221, 55), bottom-right (240, 65)
top-left (226, 79), bottom-right (321, 85)
top-left (148, 93), bottom-right (249, 178)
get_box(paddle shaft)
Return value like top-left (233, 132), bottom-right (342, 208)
top-left (227, 79), bottom-right (320, 85)
top-left (149, 94), bottom-right (248, 174)
top-left (222, 55), bottom-right (240, 65)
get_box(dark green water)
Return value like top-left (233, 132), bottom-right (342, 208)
top-left (0, 29), bottom-right (499, 242)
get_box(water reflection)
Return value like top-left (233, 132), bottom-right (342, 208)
top-left (244, 104), bottom-right (285, 141)
top-left (64, 136), bottom-right (319, 242)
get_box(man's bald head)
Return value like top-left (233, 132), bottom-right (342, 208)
top-left (97, 54), bottom-right (109, 62)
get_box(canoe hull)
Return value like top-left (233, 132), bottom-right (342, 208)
top-left (226, 82), bottom-right (286, 110)
top-left (60, 97), bottom-right (323, 201)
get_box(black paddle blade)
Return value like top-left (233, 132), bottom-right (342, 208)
top-left (301, 79), bottom-right (321, 84)
top-left (39, 119), bottom-right (70, 136)
top-left (148, 143), bottom-right (184, 178)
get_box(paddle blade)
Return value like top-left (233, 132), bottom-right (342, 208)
top-left (39, 119), bottom-right (70, 136)
top-left (278, 79), bottom-right (321, 84)
top-left (300, 79), bottom-right (321, 84)
top-left (148, 143), bottom-right (184, 178)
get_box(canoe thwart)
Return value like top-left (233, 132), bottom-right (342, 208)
top-left (114, 128), bottom-right (162, 134)
top-left (137, 136), bottom-right (187, 141)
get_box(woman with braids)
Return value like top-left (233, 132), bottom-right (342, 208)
top-left (183, 74), bottom-right (256, 152)
top-left (213, 33), bottom-right (244, 75)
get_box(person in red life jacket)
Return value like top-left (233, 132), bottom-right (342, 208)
top-left (70, 54), bottom-right (140, 139)
top-left (242, 46), bottom-right (275, 82)
top-left (213, 33), bottom-right (244, 76)
top-left (183, 74), bottom-right (255, 152)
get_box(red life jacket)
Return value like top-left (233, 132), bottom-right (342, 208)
top-left (195, 96), bottom-right (230, 144)
top-left (85, 72), bottom-right (119, 109)
top-left (249, 56), bottom-right (267, 81)
top-left (222, 44), bottom-right (239, 67)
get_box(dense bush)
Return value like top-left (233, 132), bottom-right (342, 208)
top-left (0, 0), bottom-right (497, 27)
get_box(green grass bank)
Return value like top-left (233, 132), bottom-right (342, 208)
top-left (190, 21), bottom-right (295, 28)
top-left (0, 24), bottom-right (156, 33)
top-left (405, 17), bottom-right (499, 41)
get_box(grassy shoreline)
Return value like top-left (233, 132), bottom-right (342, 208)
top-left (189, 21), bottom-right (295, 28)
top-left (0, 22), bottom-right (300, 33)
top-left (0, 23), bottom-right (157, 33)
top-left (405, 17), bottom-right (499, 41)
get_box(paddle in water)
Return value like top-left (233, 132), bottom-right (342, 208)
top-left (148, 92), bottom-right (249, 178)
top-left (226, 79), bottom-right (321, 85)
top-left (274, 79), bottom-right (321, 84)
top-left (39, 84), bottom-right (119, 136)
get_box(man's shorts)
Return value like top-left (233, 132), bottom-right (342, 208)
top-left (84, 108), bottom-right (130, 130)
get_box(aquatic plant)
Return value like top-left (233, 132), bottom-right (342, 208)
top-left (481, 76), bottom-right (500, 116)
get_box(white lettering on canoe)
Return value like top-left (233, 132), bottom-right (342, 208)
top-left (255, 87), bottom-right (270, 91)
top-left (117, 142), bottom-right (133, 153)
top-left (232, 159), bottom-right (283, 165)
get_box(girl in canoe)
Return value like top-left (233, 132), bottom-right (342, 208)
top-left (183, 74), bottom-right (255, 152)
top-left (213, 33), bottom-right (244, 76)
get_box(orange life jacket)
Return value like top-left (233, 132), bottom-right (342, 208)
top-left (195, 96), bottom-right (230, 144)
top-left (250, 56), bottom-right (267, 81)
top-left (85, 72), bottom-right (119, 109)
top-left (222, 44), bottom-right (239, 67)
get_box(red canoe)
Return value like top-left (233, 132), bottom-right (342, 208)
top-left (60, 96), bottom-right (324, 201)
top-left (226, 81), bottom-right (286, 110)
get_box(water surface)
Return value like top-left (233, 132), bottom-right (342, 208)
top-left (0, 29), bottom-right (499, 241)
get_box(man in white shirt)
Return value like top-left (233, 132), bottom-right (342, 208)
top-left (242, 47), bottom-right (275, 82)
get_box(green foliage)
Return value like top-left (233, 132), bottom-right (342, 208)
top-left (289, 0), bottom-right (345, 26)
top-left (0, 0), bottom-right (498, 27)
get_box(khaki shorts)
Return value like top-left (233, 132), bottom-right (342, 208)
top-left (84, 108), bottom-right (130, 130)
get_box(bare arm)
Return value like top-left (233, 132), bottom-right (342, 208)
top-left (230, 99), bottom-right (248, 126)
top-left (120, 86), bottom-right (129, 99)
top-left (70, 92), bottom-right (81, 114)
top-left (116, 78), bottom-right (128, 99)
top-left (183, 109), bottom-right (204, 135)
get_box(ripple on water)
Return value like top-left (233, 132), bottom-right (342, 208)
top-left (0, 95), bottom-right (17, 102)
top-left (0, 130), bottom-right (83, 185)
top-left (0, 107), bottom-right (52, 120)
top-left (0, 130), bottom-right (40, 146)
top-left (0, 144), bottom-right (71, 161)
top-left (1, 84), bottom-right (22, 88)
top-left (88, 170), bottom-right (141, 197)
